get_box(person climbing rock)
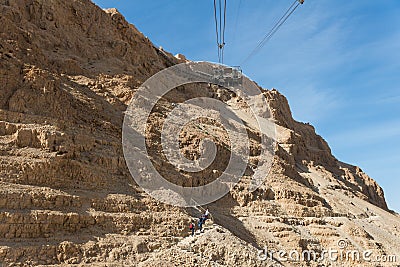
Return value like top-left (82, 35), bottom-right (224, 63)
top-left (198, 216), bottom-right (204, 233)
top-left (189, 220), bottom-right (195, 236)
top-left (204, 208), bottom-right (210, 220)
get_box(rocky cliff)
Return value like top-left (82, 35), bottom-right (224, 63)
top-left (0, 0), bottom-right (399, 266)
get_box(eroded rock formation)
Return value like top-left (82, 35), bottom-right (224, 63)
top-left (0, 0), bottom-right (398, 266)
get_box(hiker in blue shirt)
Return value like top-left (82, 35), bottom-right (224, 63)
top-left (198, 216), bottom-right (205, 233)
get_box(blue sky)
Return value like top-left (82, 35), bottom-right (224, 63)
top-left (93, 0), bottom-right (400, 212)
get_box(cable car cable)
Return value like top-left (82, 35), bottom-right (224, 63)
top-left (213, 0), bottom-right (221, 63)
top-left (241, 0), bottom-right (303, 65)
top-left (213, 0), bottom-right (227, 64)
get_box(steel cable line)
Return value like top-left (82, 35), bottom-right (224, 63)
top-left (213, 0), bottom-right (221, 63)
top-left (219, 0), bottom-right (222, 47)
top-left (241, 0), bottom-right (302, 65)
top-left (213, 0), bottom-right (227, 63)
top-left (222, 0), bottom-right (227, 63)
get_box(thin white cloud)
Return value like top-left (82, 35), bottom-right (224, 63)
top-left (377, 95), bottom-right (400, 104)
top-left (241, 3), bottom-right (400, 125)
top-left (282, 85), bottom-right (341, 123)
top-left (327, 120), bottom-right (400, 149)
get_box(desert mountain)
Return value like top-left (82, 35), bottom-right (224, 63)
top-left (0, 0), bottom-right (399, 266)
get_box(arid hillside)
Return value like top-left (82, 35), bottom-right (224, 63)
top-left (0, 0), bottom-right (399, 266)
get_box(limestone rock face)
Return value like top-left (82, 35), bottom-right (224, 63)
top-left (0, 0), bottom-right (398, 266)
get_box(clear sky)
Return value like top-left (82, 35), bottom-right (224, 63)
top-left (93, 0), bottom-right (400, 212)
